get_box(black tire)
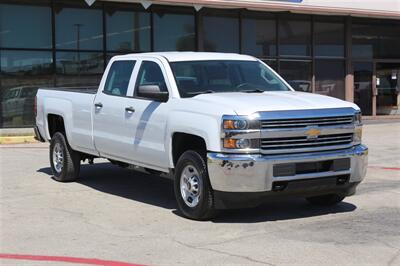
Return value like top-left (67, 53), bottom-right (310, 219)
top-left (50, 132), bottom-right (81, 182)
top-left (174, 150), bottom-right (215, 220)
top-left (306, 194), bottom-right (345, 206)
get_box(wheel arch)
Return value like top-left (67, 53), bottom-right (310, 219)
top-left (47, 113), bottom-right (66, 138)
top-left (171, 132), bottom-right (207, 167)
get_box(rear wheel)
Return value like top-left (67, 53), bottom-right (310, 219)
top-left (50, 132), bottom-right (81, 182)
top-left (306, 194), bottom-right (345, 206)
top-left (174, 150), bottom-right (215, 220)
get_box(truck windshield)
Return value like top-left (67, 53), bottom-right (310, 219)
top-left (170, 60), bottom-right (290, 98)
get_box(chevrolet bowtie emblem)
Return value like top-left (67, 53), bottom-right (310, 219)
top-left (305, 128), bottom-right (321, 139)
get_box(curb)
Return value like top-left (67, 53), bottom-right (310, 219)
top-left (0, 135), bottom-right (37, 145)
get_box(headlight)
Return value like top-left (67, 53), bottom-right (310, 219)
top-left (222, 115), bottom-right (260, 151)
top-left (223, 138), bottom-right (251, 149)
top-left (223, 119), bottom-right (249, 130)
top-left (354, 112), bottom-right (362, 124)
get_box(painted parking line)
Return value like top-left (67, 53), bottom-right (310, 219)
top-left (368, 166), bottom-right (400, 171)
top-left (0, 253), bottom-right (144, 266)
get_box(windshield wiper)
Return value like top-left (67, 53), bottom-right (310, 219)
top-left (187, 90), bottom-right (216, 96)
top-left (239, 89), bottom-right (265, 93)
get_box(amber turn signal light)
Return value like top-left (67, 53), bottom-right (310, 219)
top-left (223, 138), bottom-right (237, 149)
top-left (223, 120), bottom-right (235, 129)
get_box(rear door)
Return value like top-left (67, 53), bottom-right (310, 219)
top-left (92, 60), bottom-right (138, 160)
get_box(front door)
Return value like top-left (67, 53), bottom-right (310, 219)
top-left (375, 63), bottom-right (400, 115)
top-left (124, 59), bottom-right (171, 170)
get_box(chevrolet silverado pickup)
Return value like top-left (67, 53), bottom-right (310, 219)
top-left (35, 52), bottom-right (368, 220)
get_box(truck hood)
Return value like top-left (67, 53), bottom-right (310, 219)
top-left (192, 91), bottom-right (359, 115)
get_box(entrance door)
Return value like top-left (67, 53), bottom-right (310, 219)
top-left (375, 63), bottom-right (400, 115)
top-left (354, 62), bottom-right (373, 115)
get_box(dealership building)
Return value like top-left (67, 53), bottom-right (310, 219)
top-left (1, 0), bottom-right (400, 128)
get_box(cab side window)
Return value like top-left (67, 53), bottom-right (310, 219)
top-left (104, 60), bottom-right (136, 96)
top-left (135, 61), bottom-right (167, 95)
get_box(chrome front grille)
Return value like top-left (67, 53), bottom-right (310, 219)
top-left (261, 133), bottom-right (353, 154)
top-left (261, 115), bottom-right (354, 129)
top-left (258, 110), bottom-right (356, 154)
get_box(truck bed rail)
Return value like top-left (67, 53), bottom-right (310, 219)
top-left (39, 86), bottom-right (98, 94)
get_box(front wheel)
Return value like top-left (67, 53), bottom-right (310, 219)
top-left (306, 194), bottom-right (345, 206)
top-left (50, 132), bottom-right (81, 182)
top-left (174, 150), bottom-right (215, 220)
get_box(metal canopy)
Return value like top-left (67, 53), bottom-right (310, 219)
top-left (84, 0), bottom-right (400, 19)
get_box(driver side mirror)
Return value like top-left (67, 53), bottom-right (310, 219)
top-left (137, 85), bottom-right (169, 102)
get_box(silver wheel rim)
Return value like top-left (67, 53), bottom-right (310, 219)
top-left (52, 142), bottom-right (64, 173)
top-left (180, 164), bottom-right (202, 208)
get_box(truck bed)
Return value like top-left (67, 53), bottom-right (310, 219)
top-left (36, 87), bottom-right (98, 154)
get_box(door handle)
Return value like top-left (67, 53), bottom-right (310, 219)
top-left (94, 102), bottom-right (103, 108)
top-left (125, 106), bottom-right (135, 113)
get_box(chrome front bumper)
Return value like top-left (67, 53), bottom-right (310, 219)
top-left (207, 145), bottom-right (368, 193)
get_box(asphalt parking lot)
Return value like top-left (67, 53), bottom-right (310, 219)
top-left (1, 121), bottom-right (399, 266)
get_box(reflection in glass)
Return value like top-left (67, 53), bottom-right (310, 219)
top-left (352, 22), bottom-right (400, 59)
top-left (242, 17), bottom-right (276, 57)
top-left (352, 24), bottom-right (376, 59)
top-left (0, 3), bottom-right (52, 49)
top-left (56, 52), bottom-right (104, 87)
top-left (314, 21), bottom-right (344, 57)
top-left (202, 15), bottom-right (239, 52)
top-left (1, 50), bottom-right (53, 128)
top-left (353, 62), bottom-right (373, 115)
top-left (153, 12), bottom-right (195, 51)
top-left (55, 7), bottom-right (103, 50)
top-left (315, 60), bottom-right (345, 99)
top-left (279, 60), bottom-right (312, 92)
top-left (106, 9), bottom-right (150, 52)
top-left (279, 19), bottom-right (311, 57)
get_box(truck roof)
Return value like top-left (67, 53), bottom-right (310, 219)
top-left (113, 52), bottom-right (257, 62)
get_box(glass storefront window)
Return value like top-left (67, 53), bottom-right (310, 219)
top-left (279, 19), bottom-right (311, 57)
top-left (353, 62), bottom-right (373, 115)
top-left (314, 21), bottom-right (344, 57)
top-left (0, 3), bottom-right (52, 49)
top-left (153, 12), bottom-right (195, 51)
top-left (0, 51), bottom-right (53, 74)
top-left (106, 8), bottom-right (150, 52)
top-left (55, 51), bottom-right (104, 87)
top-left (55, 6), bottom-right (103, 50)
top-left (352, 24), bottom-right (377, 59)
top-left (0, 50), bottom-right (53, 128)
top-left (378, 24), bottom-right (400, 59)
top-left (262, 60), bottom-right (277, 71)
top-left (242, 16), bottom-right (276, 57)
top-left (201, 13), bottom-right (239, 53)
top-left (315, 60), bottom-right (345, 99)
top-left (352, 22), bottom-right (400, 59)
top-left (279, 60), bottom-right (312, 92)
top-left (106, 53), bottom-right (120, 65)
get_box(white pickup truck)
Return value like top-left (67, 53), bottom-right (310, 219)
top-left (35, 52), bottom-right (368, 220)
